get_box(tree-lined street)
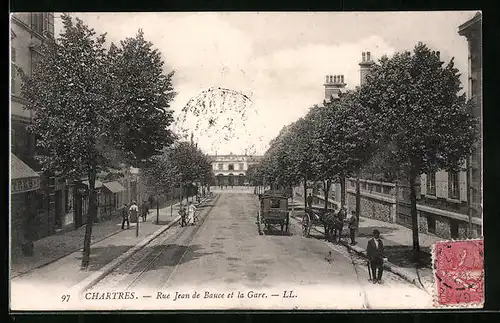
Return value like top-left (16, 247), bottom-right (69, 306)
top-left (88, 190), bottom-right (431, 310)
top-left (11, 12), bottom-right (482, 311)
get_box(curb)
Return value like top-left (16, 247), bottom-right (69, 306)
top-left (288, 213), bottom-right (433, 295)
top-left (71, 195), bottom-right (215, 295)
top-left (339, 240), bottom-right (433, 295)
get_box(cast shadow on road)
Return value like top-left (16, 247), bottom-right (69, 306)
top-left (76, 244), bottom-right (213, 273)
top-left (383, 245), bottom-right (432, 269)
top-left (127, 243), bottom-right (211, 273)
top-left (357, 225), bottom-right (397, 238)
top-left (261, 225), bottom-right (293, 237)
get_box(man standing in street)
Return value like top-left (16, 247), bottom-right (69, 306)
top-left (347, 210), bottom-right (358, 245)
top-left (306, 193), bottom-right (313, 209)
top-left (367, 229), bottom-right (386, 284)
top-left (121, 203), bottom-right (130, 229)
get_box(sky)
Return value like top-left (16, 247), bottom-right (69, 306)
top-left (55, 11), bottom-right (477, 156)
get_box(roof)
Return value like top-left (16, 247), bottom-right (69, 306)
top-left (82, 180), bottom-right (103, 189)
top-left (103, 181), bottom-right (125, 193)
top-left (11, 153), bottom-right (40, 180)
top-left (458, 11), bottom-right (482, 35)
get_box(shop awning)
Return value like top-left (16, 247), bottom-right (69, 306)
top-left (82, 180), bottom-right (103, 189)
top-left (11, 153), bottom-right (40, 194)
top-left (103, 181), bottom-right (125, 193)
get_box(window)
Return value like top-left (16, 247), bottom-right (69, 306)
top-left (228, 164), bottom-right (234, 171)
top-left (270, 199), bottom-right (281, 208)
top-left (426, 172), bottom-right (436, 196)
top-left (31, 13), bottom-right (45, 34)
top-left (448, 172), bottom-right (459, 200)
top-left (217, 163), bottom-right (223, 170)
top-left (239, 163), bottom-right (244, 170)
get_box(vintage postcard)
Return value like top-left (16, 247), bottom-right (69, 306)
top-left (9, 11), bottom-right (483, 311)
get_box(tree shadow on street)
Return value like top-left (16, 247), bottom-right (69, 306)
top-left (357, 226), bottom-right (397, 238)
top-left (262, 225), bottom-right (293, 237)
top-left (384, 245), bottom-right (432, 269)
top-left (75, 245), bottom-right (135, 272)
top-left (128, 243), bottom-right (211, 273)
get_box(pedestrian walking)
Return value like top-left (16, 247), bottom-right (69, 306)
top-left (347, 210), bottom-right (358, 245)
top-left (366, 229), bottom-right (386, 284)
top-left (179, 205), bottom-right (187, 227)
top-left (306, 193), bottom-right (313, 209)
top-left (121, 203), bottom-right (130, 229)
top-left (141, 200), bottom-right (149, 222)
top-left (187, 201), bottom-right (196, 225)
top-left (129, 201), bottom-right (139, 224)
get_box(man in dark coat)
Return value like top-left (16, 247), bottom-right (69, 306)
top-left (121, 203), bottom-right (130, 229)
top-left (306, 193), bottom-right (313, 209)
top-left (367, 229), bottom-right (385, 283)
top-left (347, 210), bottom-right (358, 245)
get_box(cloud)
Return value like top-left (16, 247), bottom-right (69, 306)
top-left (56, 13), bottom-right (469, 156)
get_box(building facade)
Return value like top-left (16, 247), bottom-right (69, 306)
top-left (210, 154), bottom-right (263, 186)
top-left (309, 47), bottom-right (482, 239)
top-left (458, 11), bottom-right (482, 220)
top-left (10, 13), bottom-right (132, 254)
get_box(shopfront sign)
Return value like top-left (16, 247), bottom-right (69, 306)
top-left (11, 177), bottom-right (40, 194)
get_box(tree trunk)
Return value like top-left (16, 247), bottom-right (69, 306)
top-left (340, 176), bottom-right (346, 206)
top-left (323, 180), bottom-right (331, 211)
top-left (409, 170), bottom-right (420, 252)
top-left (156, 196), bottom-right (160, 224)
top-left (303, 176), bottom-right (308, 208)
top-left (356, 176), bottom-right (361, 222)
top-left (290, 185), bottom-right (295, 216)
top-left (81, 165), bottom-right (97, 268)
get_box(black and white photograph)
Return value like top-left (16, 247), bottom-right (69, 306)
top-left (9, 11), bottom-right (483, 311)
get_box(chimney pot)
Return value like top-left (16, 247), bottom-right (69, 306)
top-left (334, 75), bottom-right (338, 83)
top-left (341, 75), bottom-right (344, 83)
top-left (362, 52), bottom-right (366, 62)
top-left (326, 75), bottom-right (329, 83)
top-left (367, 52), bottom-right (371, 61)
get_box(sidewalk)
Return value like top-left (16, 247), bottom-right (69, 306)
top-left (289, 197), bottom-right (439, 294)
top-left (10, 196), bottom-right (195, 279)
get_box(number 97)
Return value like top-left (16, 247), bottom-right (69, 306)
top-left (61, 295), bottom-right (70, 302)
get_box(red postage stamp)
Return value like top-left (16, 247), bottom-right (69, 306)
top-left (433, 239), bottom-right (484, 307)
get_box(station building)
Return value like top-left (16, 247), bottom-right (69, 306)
top-left (209, 154), bottom-right (263, 186)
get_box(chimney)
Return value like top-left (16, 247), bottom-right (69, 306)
top-left (359, 51), bottom-right (375, 87)
top-left (341, 75), bottom-right (344, 83)
top-left (330, 75), bottom-right (333, 83)
top-left (325, 75), bottom-right (329, 83)
top-left (334, 75), bottom-right (338, 83)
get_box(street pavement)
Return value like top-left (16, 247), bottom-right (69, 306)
top-left (86, 190), bottom-right (432, 310)
top-left (10, 196), bottom-right (196, 310)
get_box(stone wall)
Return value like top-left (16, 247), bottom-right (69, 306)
top-left (347, 192), bottom-right (393, 222)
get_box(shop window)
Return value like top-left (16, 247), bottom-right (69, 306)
top-left (239, 163), bottom-right (244, 170)
top-left (426, 172), bottom-right (436, 196)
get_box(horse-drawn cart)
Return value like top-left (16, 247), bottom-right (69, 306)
top-left (257, 191), bottom-right (290, 235)
top-left (302, 206), bottom-right (345, 241)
